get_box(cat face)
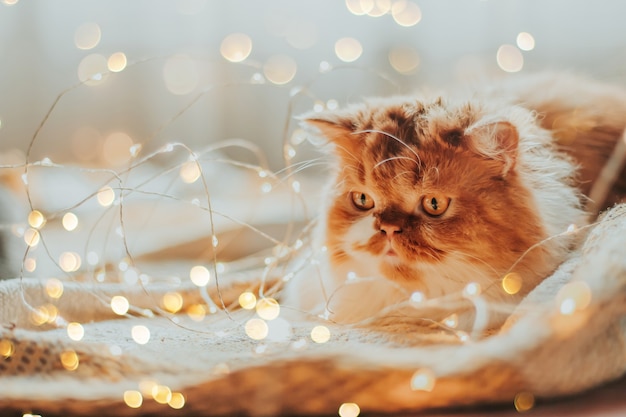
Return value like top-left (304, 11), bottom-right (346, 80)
top-left (308, 97), bottom-right (549, 297)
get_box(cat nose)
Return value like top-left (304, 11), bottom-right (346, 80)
top-left (380, 223), bottom-right (402, 237)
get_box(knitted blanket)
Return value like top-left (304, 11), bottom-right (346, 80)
top-left (0, 198), bottom-right (625, 416)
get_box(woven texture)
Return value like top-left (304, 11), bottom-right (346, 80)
top-left (1, 205), bottom-right (625, 416)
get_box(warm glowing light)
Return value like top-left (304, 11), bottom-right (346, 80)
top-left (138, 379), bottom-right (158, 396)
top-left (187, 304), bottom-right (206, 322)
top-left (410, 291), bottom-right (424, 303)
top-left (23, 228), bottom-right (40, 247)
top-left (263, 55), bottom-right (297, 85)
top-left (220, 33), bottom-right (253, 62)
top-left (59, 251), bottom-right (81, 272)
top-left (131, 325), bottom-right (151, 344)
top-left (123, 390), bottom-right (143, 409)
top-left (168, 392), bottom-right (186, 409)
top-left (74, 22), bottom-right (101, 50)
top-left (411, 368), bottom-right (436, 391)
top-left (345, 0), bottom-right (374, 15)
top-left (152, 385), bottom-right (172, 404)
top-left (24, 258), bottom-right (36, 272)
top-left (261, 182), bottom-right (272, 193)
top-left (496, 44), bottom-right (524, 73)
top-left (163, 54), bottom-right (199, 95)
top-left (516, 32), bottom-right (535, 51)
top-left (339, 402), bottom-right (361, 417)
top-left (256, 297), bottom-right (280, 320)
top-left (245, 318), bottom-right (269, 340)
top-left (180, 160), bottom-right (202, 183)
top-left (367, 0), bottom-right (391, 16)
top-left (103, 131), bottom-right (134, 166)
top-left (45, 278), bottom-right (64, 299)
top-left (28, 210), bottom-right (46, 229)
top-left (162, 292), bottom-right (183, 313)
top-left (0, 339), bottom-right (14, 358)
top-left (514, 392), bottom-right (535, 412)
top-left (502, 272), bottom-right (523, 295)
top-left (310, 325), bottom-right (331, 343)
top-left (2, 0), bottom-right (19, 5)
top-left (67, 322), bottom-right (85, 341)
top-left (463, 282), bottom-right (481, 297)
top-left (77, 53), bottom-right (108, 85)
top-left (111, 295), bottom-right (130, 315)
top-left (108, 52), bottom-right (127, 72)
top-left (443, 313), bottom-right (458, 329)
top-left (238, 292), bottom-right (257, 310)
top-left (388, 46), bottom-right (419, 74)
top-left (62, 212), bottom-right (79, 231)
top-left (189, 265), bottom-right (211, 287)
top-left (334, 37), bottom-right (363, 62)
top-left (556, 281), bottom-right (591, 315)
top-left (30, 305), bottom-right (52, 326)
top-left (391, 1), bottom-right (422, 27)
top-left (60, 350), bottom-right (79, 371)
top-left (97, 186), bottom-right (115, 207)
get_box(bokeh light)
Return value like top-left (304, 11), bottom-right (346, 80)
top-left (74, 22), bottom-right (101, 50)
top-left (67, 322), bottom-right (85, 341)
top-left (77, 54), bottom-right (108, 85)
top-left (163, 54), bottom-right (199, 95)
top-left (516, 32), bottom-right (535, 51)
top-left (59, 252), bottom-right (81, 272)
top-left (245, 318), bottom-right (269, 340)
top-left (23, 228), bottom-right (40, 247)
top-left (514, 392), bottom-right (535, 412)
top-left (111, 295), bottom-right (130, 315)
top-left (180, 160), bottom-right (201, 183)
top-left (345, 0), bottom-right (373, 15)
top-left (263, 55), bottom-right (297, 85)
top-left (220, 33), bottom-right (253, 62)
top-left (123, 390), bottom-right (143, 409)
top-left (391, 1), bottom-right (422, 27)
top-left (388, 46), bottom-right (419, 74)
top-left (168, 392), bottom-right (186, 409)
top-left (189, 265), bottom-right (210, 286)
top-left (339, 402), bottom-right (361, 417)
top-left (255, 297), bottom-right (280, 320)
top-left (102, 131), bottom-right (134, 166)
top-left (335, 37), bottom-right (363, 62)
top-left (239, 292), bottom-right (257, 310)
top-left (28, 210), bottom-right (46, 229)
top-left (496, 44), bottom-right (524, 72)
top-left (107, 52), bottom-right (127, 72)
top-left (131, 325), bottom-right (151, 345)
top-left (162, 292), bottom-right (183, 313)
top-left (60, 350), bottom-right (79, 371)
top-left (310, 325), bottom-right (330, 343)
top-left (410, 368), bottom-right (436, 391)
top-left (502, 272), bottom-right (523, 295)
top-left (45, 278), bottom-right (64, 299)
top-left (62, 212), bottom-right (79, 231)
top-left (97, 186), bottom-right (115, 207)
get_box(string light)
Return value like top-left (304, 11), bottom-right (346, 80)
top-left (391, 1), bottom-right (422, 27)
top-left (60, 350), bottom-right (79, 371)
top-left (162, 292), bottom-right (184, 313)
top-left (496, 44), bottom-right (524, 73)
top-left (338, 402), bottom-right (361, 417)
top-left (152, 385), bottom-right (173, 404)
top-left (180, 160), bottom-right (201, 183)
top-left (24, 258), bottom-right (37, 272)
top-left (189, 265), bottom-right (211, 286)
top-left (514, 392), bottom-right (535, 412)
top-left (0, 339), bottom-right (14, 358)
top-left (168, 392), bottom-right (186, 409)
top-left (502, 272), bottom-right (523, 295)
top-left (27, 210), bottom-right (46, 229)
top-left (245, 318), bottom-right (269, 340)
top-left (67, 322), bottom-right (85, 341)
top-left (335, 37), bottom-right (363, 62)
top-left (238, 292), bottom-right (257, 310)
top-left (97, 186), bottom-right (115, 207)
top-left (131, 325), bottom-right (151, 345)
top-left (123, 390), bottom-right (143, 409)
top-left (74, 22), bottom-right (101, 50)
top-left (256, 297), bottom-right (280, 320)
top-left (111, 295), bottom-right (130, 315)
top-left (516, 32), bottom-right (535, 51)
top-left (310, 325), bottom-right (331, 343)
top-left (410, 368), bottom-right (436, 391)
top-left (263, 55), bottom-right (297, 85)
top-left (107, 52), bottom-right (127, 72)
top-left (62, 212), bottom-right (79, 231)
top-left (220, 33), bottom-right (253, 63)
top-left (23, 228), bottom-right (40, 247)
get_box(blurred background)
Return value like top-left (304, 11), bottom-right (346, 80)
top-left (1, 0), bottom-right (626, 171)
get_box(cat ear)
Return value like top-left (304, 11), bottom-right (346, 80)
top-left (299, 111), bottom-right (361, 156)
top-left (465, 121), bottom-right (519, 175)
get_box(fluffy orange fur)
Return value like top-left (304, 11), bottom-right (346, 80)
top-left (283, 72), bottom-right (626, 329)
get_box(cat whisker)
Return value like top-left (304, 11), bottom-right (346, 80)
top-left (355, 129), bottom-right (422, 165)
top-left (374, 156), bottom-right (419, 170)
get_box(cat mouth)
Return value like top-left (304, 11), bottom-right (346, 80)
top-left (386, 249), bottom-right (398, 257)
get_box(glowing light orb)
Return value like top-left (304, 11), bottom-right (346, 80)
top-left (189, 265), bottom-right (211, 287)
top-left (443, 313), bottom-right (458, 329)
top-left (163, 54), bottom-right (199, 95)
top-left (391, 1), bottom-right (422, 27)
top-left (0, 339), bottom-right (14, 358)
top-left (59, 252), bottom-right (81, 272)
top-left (410, 368), bottom-right (436, 391)
top-left (180, 160), bottom-right (201, 183)
top-left (502, 272), bottom-right (522, 295)
top-left (162, 292), bottom-right (183, 313)
top-left (168, 392), bottom-right (186, 409)
top-left (514, 391), bottom-right (535, 412)
top-left (62, 212), bottom-right (79, 231)
top-left (238, 292), bottom-right (257, 310)
top-left (388, 46), bottom-right (420, 74)
top-left (220, 33), bottom-right (252, 63)
top-left (339, 402), bottom-right (361, 417)
top-left (103, 131), bottom-right (134, 166)
top-left (28, 210), bottom-right (46, 229)
top-left (152, 385), bottom-right (172, 404)
top-left (556, 281), bottom-right (591, 315)
top-left (256, 297), bottom-right (280, 321)
top-left (410, 291), bottom-right (424, 303)
top-left (263, 55), bottom-right (297, 85)
top-left (23, 228), bottom-right (40, 247)
top-left (97, 186), bottom-right (115, 207)
top-left (2, 0), bottom-right (19, 5)
top-left (516, 32), bottom-right (535, 51)
top-left (24, 258), bottom-right (37, 272)
top-left (131, 325), bottom-right (151, 345)
top-left (335, 37), bottom-right (363, 63)
top-left (123, 390), bottom-right (143, 409)
top-left (45, 278), bottom-right (64, 299)
top-left (77, 54), bottom-right (108, 85)
top-left (245, 318), bottom-right (269, 340)
top-left (367, 0), bottom-right (391, 17)
top-left (108, 52), bottom-right (127, 72)
top-left (187, 304), bottom-right (206, 322)
top-left (74, 22), bottom-right (101, 50)
top-left (345, 0), bottom-right (374, 15)
top-left (496, 44), bottom-right (524, 73)
top-left (60, 350), bottom-right (79, 371)
top-left (111, 295), bottom-right (130, 315)
top-left (463, 282), bottom-right (481, 297)
top-left (310, 325), bottom-right (331, 343)
top-left (67, 322), bottom-right (85, 341)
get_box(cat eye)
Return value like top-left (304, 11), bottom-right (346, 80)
top-left (350, 192), bottom-right (375, 211)
top-left (421, 194), bottom-right (450, 217)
